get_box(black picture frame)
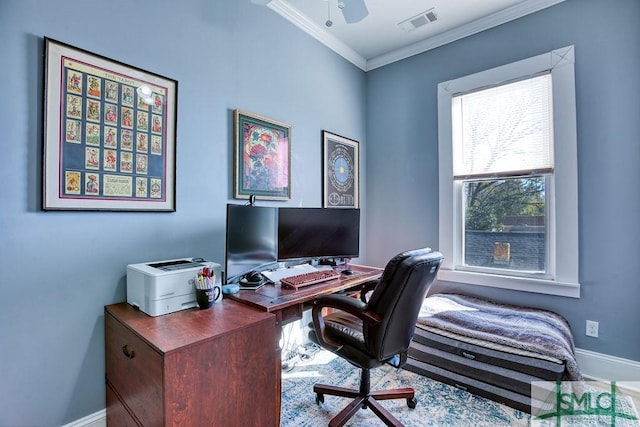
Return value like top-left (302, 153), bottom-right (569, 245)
top-left (322, 131), bottom-right (359, 208)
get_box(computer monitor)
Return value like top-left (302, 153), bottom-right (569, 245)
top-left (277, 208), bottom-right (360, 263)
top-left (225, 204), bottom-right (278, 284)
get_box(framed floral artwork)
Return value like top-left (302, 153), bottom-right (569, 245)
top-left (233, 110), bottom-right (291, 201)
top-left (322, 131), bottom-right (359, 208)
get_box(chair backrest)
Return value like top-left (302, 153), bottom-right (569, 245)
top-left (365, 248), bottom-right (443, 362)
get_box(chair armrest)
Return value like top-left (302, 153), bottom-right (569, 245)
top-left (313, 294), bottom-right (383, 325)
top-left (358, 279), bottom-right (379, 303)
top-left (311, 294), bottom-right (383, 352)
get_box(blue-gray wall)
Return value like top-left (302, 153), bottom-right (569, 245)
top-left (366, 0), bottom-right (639, 362)
top-left (2, 0), bottom-right (639, 425)
top-left (0, 0), bottom-right (365, 425)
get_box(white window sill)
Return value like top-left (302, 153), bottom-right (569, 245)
top-left (437, 269), bottom-right (580, 298)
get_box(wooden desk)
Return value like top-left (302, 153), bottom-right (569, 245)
top-left (227, 264), bottom-right (383, 327)
top-left (105, 301), bottom-right (279, 426)
top-left (104, 265), bottom-right (382, 425)
top-left (225, 264), bottom-right (383, 423)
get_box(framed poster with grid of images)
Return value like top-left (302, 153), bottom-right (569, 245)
top-left (42, 37), bottom-right (177, 211)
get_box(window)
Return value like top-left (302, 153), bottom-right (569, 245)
top-left (438, 46), bottom-right (579, 297)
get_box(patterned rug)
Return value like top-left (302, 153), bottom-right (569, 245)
top-left (280, 348), bottom-right (530, 426)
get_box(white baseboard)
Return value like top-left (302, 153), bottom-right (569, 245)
top-left (62, 409), bottom-right (105, 427)
top-left (66, 349), bottom-right (640, 426)
top-left (575, 347), bottom-right (640, 383)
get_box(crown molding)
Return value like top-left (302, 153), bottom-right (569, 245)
top-left (367, 0), bottom-right (566, 70)
top-left (268, 0), bottom-right (367, 71)
top-left (269, 0), bottom-right (565, 72)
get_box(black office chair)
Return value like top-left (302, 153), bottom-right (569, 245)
top-left (309, 248), bottom-right (443, 427)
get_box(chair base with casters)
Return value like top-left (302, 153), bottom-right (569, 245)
top-left (309, 248), bottom-right (444, 427)
top-left (313, 367), bottom-right (416, 427)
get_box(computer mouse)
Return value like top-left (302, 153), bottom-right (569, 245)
top-left (340, 269), bottom-right (354, 276)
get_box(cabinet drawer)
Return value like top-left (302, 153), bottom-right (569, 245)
top-left (105, 313), bottom-right (163, 426)
top-left (106, 383), bottom-right (141, 426)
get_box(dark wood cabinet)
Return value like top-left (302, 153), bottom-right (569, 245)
top-left (105, 301), bottom-right (279, 426)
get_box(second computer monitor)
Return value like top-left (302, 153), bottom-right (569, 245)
top-left (277, 208), bottom-right (360, 263)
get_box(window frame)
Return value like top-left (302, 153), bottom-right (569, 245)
top-left (437, 46), bottom-right (579, 298)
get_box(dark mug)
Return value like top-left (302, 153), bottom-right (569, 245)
top-left (196, 287), bottom-right (220, 309)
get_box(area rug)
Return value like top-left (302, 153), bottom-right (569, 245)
top-left (280, 348), bottom-right (530, 426)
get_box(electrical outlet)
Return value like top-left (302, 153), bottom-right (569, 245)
top-left (586, 320), bottom-right (599, 338)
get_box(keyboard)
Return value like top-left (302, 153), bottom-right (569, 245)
top-left (263, 264), bottom-right (318, 283)
top-left (280, 269), bottom-right (340, 289)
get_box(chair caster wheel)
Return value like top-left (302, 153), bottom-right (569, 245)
top-left (407, 397), bottom-right (417, 409)
top-left (316, 393), bottom-right (324, 405)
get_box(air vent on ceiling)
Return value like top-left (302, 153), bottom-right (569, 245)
top-left (398, 8), bottom-right (438, 32)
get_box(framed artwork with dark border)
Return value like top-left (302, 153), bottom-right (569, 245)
top-left (233, 109), bottom-right (291, 201)
top-left (322, 130), bottom-right (359, 208)
top-left (42, 37), bottom-right (177, 211)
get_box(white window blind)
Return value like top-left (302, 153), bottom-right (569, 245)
top-left (452, 73), bottom-right (554, 179)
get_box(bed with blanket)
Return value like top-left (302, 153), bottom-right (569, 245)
top-left (404, 293), bottom-right (581, 412)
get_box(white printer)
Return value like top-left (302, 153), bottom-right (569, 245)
top-left (126, 258), bottom-right (221, 317)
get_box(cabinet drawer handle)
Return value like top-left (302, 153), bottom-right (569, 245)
top-left (122, 344), bottom-right (135, 359)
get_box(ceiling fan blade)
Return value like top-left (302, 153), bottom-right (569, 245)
top-left (340, 0), bottom-right (368, 24)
